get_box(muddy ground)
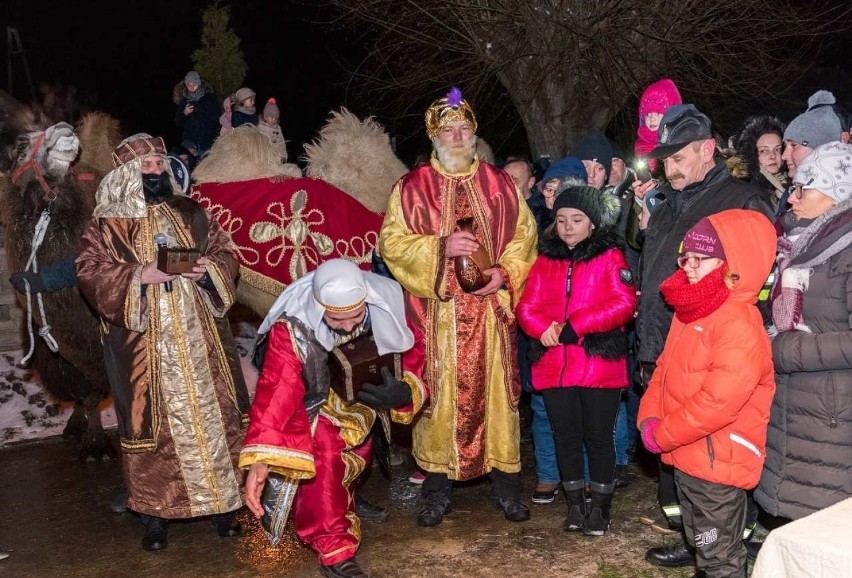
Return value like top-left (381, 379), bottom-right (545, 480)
top-left (0, 432), bottom-right (730, 578)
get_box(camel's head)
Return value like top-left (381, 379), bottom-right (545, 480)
top-left (0, 91), bottom-right (80, 201)
top-left (12, 122), bottom-right (80, 190)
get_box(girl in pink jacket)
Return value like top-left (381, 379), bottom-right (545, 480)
top-left (517, 183), bottom-right (637, 536)
top-left (634, 78), bottom-right (682, 173)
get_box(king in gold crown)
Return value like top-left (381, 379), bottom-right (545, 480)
top-left (425, 87), bottom-right (478, 139)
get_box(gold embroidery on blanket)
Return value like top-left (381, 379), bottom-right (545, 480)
top-left (239, 267), bottom-right (285, 297)
top-left (194, 188), bottom-right (376, 281)
top-left (248, 190), bottom-right (334, 280)
top-left (191, 195), bottom-right (261, 266)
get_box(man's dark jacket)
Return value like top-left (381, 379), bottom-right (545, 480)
top-left (636, 160), bottom-right (773, 366)
top-left (175, 91), bottom-right (220, 151)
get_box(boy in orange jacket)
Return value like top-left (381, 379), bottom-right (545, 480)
top-left (638, 209), bottom-right (776, 578)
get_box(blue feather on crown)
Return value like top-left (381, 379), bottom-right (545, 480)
top-left (447, 87), bottom-right (463, 108)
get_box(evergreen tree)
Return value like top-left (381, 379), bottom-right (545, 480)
top-left (191, 1), bottom-right (247, 99)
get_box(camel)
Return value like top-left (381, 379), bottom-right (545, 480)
top-left (0, 91), bottom-right (120, 460)
top-left (0, 99), bottom-right (407, 460)
top-left (191, 110), bottom-right (407, 315)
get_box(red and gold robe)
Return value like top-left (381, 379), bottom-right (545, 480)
top-left (77, 196), bottom-right (249, 518)
top-left (379, 156), bottom-right (537, 480)
top-left (239, 319), bottom-right (425, 565)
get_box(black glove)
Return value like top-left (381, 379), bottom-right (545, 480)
top-left (356, 366), bottom-right (412, 409)
top-left (196, 272), bottom-right (216, 291)
top-left (558, 320), bottom-right (579, 345)
top-left (9, 271), bottom-right (46, 294)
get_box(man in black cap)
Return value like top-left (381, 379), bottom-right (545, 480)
top-left (573, 131), bottom-right (613, 190)
top-left (633, 104), bottom-right (772, 571)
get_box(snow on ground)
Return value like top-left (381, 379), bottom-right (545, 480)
top-left (0, 349), bottom-right (92, 444)
top-left (0, 322), bottom-right (259, 446)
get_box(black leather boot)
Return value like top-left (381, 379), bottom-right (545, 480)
top-left (561, 480), bottom-right (587, 532)
top-left (613, 464), bottom-right (631, 488)
top-left (496, 497), bottom-right (531, 522)
top-left (355, 493), bottom-right (389, 522)
top-left (319, 557), bottom-right (369, 578)
top-left (140, 515), bottom-right (168, 551)
top-left (583, 482), bottom-right (615, 536)
top-left (214, 512), bottom-right (242, 537)
top-left (417, 489), bottom-right (452, 527)
top-left (645, 542), bottom-right (696, 567)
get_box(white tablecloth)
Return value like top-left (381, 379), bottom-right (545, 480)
top-left (752, 497), bottom-right (852, 578)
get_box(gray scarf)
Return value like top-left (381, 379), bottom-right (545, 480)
top-left (772, 199), bottom-right (852, 331)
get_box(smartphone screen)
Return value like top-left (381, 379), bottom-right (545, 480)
top-left (634, 161), bottom-right (651, 182)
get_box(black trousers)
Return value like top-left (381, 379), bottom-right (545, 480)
top-left (659, 446), bottom-right (758, 537)
top-left (542, 387), bottom-right (621, 484)
top-left (675, 469), bottom-right (748, 578)
top-left (659, 460), bottom-right (681, 513)
top-left (422, 469), bottom-right (522, 500)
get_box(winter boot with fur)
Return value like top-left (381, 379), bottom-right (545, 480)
top-left (584, 482), bottom-right (615, 536)
top-left (561, 480), bottom-right (587, 532)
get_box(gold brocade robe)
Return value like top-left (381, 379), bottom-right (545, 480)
top-left (379, 156), bottom-right (537, 480)
top-left (77, 196), bottom-right (249, 518)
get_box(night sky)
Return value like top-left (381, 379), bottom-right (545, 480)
top-left (3, 1), bottom-right (852, 163)
top-left (3, 1), bottom-right (373, 160)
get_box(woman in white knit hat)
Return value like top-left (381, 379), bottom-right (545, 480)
top-left (755, 141), bottom-right (852, 528)
top-left (231, 86), bottom-right (257, 128)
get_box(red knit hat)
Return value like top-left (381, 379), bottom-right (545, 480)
top-left (681, 217), bottom-right (725, 259)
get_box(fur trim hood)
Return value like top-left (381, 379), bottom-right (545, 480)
top-left (734, 115), bottom-right (786, 178)
top-left (538, 227), bottom-right (624, 262)
top-left (551, 183), bottom-right (623, 229)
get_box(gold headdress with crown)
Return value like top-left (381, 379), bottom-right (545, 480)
top-left (425, 87), bottom-right (478, 139)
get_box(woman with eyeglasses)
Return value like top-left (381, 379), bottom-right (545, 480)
top-left (516, 182), bottom-right (636, 537)
top-left (638, 209), bottom-right (777, 577)
top-left (753, 141), bottom-right (852, 529)
top-left (729, 116), bottom-right (790, 211)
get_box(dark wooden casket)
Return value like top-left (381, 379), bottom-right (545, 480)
top-left (328, 333), bottom-right (402, 402)
top-left (157, 247), bottom-right (201, 274)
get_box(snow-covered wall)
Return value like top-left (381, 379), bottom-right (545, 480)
top-left (0, 323), bottom-right (259, 446)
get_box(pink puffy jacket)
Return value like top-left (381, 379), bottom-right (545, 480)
top-left (517, 231), bottom-right (637, 390)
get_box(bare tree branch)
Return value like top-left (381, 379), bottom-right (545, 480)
top-left (323, 0), bottom-right (852, 157)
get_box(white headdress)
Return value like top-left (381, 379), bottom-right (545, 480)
top-left (258, 259), bottom-right (414, 354)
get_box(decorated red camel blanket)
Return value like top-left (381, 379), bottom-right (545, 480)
top-left (191, 176), bottom-right (382, 293)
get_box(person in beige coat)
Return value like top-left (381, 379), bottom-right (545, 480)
top-left (257, 97), bottom-right (288, 162)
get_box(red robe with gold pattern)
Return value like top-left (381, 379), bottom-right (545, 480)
top-left (240, 319), bottom-right (426, 565)
top-left (379, 156), bottom-right (537, 480)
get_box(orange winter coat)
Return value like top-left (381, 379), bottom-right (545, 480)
top-left (637, 210), bottom-right (776, 489)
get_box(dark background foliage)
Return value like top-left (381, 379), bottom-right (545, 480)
top-left (3, 0), bottom-right (852, 166)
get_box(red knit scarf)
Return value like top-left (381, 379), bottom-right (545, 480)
top-left (659, 266), bottom-right (730, 323)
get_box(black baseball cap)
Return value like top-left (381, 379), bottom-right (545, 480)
top-left (648, 104), bottom-right (713, 159)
